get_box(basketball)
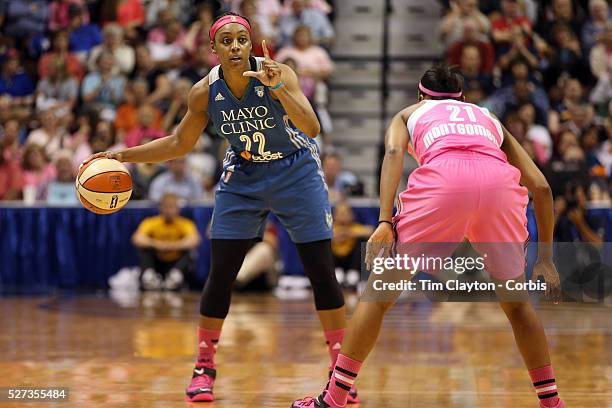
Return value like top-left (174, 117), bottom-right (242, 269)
top-left (75, 157), bottom-right (133, 214)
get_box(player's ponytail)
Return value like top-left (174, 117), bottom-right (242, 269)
top-left (419, 64), bottom-right (464, 100)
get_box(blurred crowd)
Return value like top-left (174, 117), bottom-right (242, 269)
top-left (440, 0), bottom-right (612, 241)
top-left (0, 0), bottom-right (342, 203)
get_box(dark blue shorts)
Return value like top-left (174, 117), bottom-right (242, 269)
top-left (210, 145), bottom-right (332, 243)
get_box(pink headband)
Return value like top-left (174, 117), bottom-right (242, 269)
top-left (209, 15), bottom-right (252, 41)
top-left (419, 82), bottom-right (462, 98)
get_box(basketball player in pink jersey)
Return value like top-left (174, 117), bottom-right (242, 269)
top-left (292, 65), bottom-right (564, 408)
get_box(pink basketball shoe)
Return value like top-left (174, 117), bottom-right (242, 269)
top-left (185, 364), bottom-right (216, 402)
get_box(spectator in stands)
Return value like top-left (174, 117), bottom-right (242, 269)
top-left (132, 192), bottom-right (201, 290)
top-left (131, 44), bottom-right (172, 106)
top-left (440, 0), bottom-right (491, 48)
top-left (550, 78), bottom-right (594, 136)
top-left (1, 119), bottom-right (23, 162)
top-left (545, 130), bottom-right (590, 196)
top-left (183, 3), bottom-right (218, 67)
top-left (145, 0), bottom-right (194, 28)
top-left (27, 108), bottom-right (71, 160)
top-left (537, 0), bottom-right (584, 42)
top-left (115, 78), bottom-right (163, 140)
top-left (554, 182), bottom-right (605, 248)
top-left (148, 157), bottom-right (203, 202)
top-left (131, 162), bottom-right (164, 199)
top-left (331, 201), bottom-right (373, 289)
top-left (278, 0), bottom-right (334, 48)
top-left (67, 3), bottom-right (103, 60)
top-left (484, 78), bottom-right (549, 125)
top-left (49, 0), bottom-right (89, 31)
top-left (0, 50), bottom-right (35, 121)
top-left (38, 30), bottom-right (84, 81)
top-left (89, 119), bottom-right (125, 154)
top-left (163, 78), bottom-right (191, 132)
top-left (456, 44), bottom-right (494, 95)
top-left (447, 17), bottom-right (496, 74)
top-left (186, 136), bottom-right (219, 200)
top-left (180, 43), bottom-right (211, 84)
top-left (22, 143), bottom-right (56, 201)
top-left (35, 58), bottom-right (79, 117)
top-left (582, 0), bottom-right (610, 53)
top-left (595, 119), bottom-right (612, 175)
top-left (0, 0), bottom-right (48, 42)
top-left (581, 124), bottom-right (608, 179)
top-left (146, 17), bottom-right (186, 71)
top-left (46, 149), bottom-right (78, 204)
top-left (496, 27), bottom-right (540, 74)
top-left (322, 152), bottom-right (362, 203)
top-left (0, 121), bottom-right (24, 200)
top-left (72, 116), bottom-right (124, 171)
top-left (544, 23), bottom-right (590, 83)
top-left (225, 0), bottom-right (284, 19)
top-left (100, 0), bottom-right (145, 41)
top-left (282, 57), bottom-right (315, 102)
top-left (491, 0), bottom-right (533, 48)
top-left (518, 102), bottom-right (553, 166)
top-left (81, 51), bottom-right (126, 120)
top-left (240, 0), bottom-right (279, 57)
top-left (124, 105), bottom-right (166, 147)
top-left (276, 25), bottom-right (333, 101)
top-left (590, 22), bottom-right (612, 80)
top-left (88, 24), bottom-right (135, 76)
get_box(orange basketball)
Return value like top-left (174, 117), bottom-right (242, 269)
top-left (75, 157), bottom-right (133, 214)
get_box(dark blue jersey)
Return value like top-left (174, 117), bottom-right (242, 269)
top-left (207, 57), bottom-right (313, 163)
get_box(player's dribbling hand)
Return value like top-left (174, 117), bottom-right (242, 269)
top-left (365, 223), bottom-right (395, 271)
top-left (532, 258), bottom-right (562, 304)
top-left (243, 40), bottom-right (282, 88)
top-left (81, 151), bottom-right (123, 167)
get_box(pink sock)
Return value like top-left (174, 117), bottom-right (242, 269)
top-left (325, 354), bottom-right (362, 406)
top-left (324, 328), bottom-right (345, 367)
top-left (197, 328), bottom-right (220, 366)
top-left (529, 365), bottom-right (560, 407)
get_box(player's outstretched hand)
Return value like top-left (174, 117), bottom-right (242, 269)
top-left (81, 151), bottom-right (124, 166)
top-left (243, 40), bottom-right (282, 88)
top-left (365, 223), bottom-right (395, 271)
top-left (532, 258), bottom-right (561, 304)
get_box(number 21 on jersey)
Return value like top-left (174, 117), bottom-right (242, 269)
top-left (447, 105), bottom-right (476, 122)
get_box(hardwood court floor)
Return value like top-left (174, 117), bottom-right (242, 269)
top-left (0, 292), bottom-right (610, 408)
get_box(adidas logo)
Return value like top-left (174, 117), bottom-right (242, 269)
top-left (332, 342), bottom-right (342, 350)
top-left (215, 93), bottom-right (225, 101)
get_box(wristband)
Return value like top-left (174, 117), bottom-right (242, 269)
top-left (269, 81), bottom-right (285, 90)
top-left (378, 220), bottom-right (393, 227)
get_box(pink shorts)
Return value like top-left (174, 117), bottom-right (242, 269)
top-left (393, 151), bottom-right (529, 280)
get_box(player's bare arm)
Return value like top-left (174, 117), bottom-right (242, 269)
top-left (86, 80), bottom-right (210, 164)
top-left (500, 123), bottom-right (561, 301)
top-left (365, 102), bottom-right (423, 265)
top-left (243, 40), bottom-right (320, 137)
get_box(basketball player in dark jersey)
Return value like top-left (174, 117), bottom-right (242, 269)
top-left (87, 12), bottom-right (358, 404)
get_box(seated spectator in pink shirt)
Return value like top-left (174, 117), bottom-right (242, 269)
top-left (147, 15), bottom-right (186, 71)
top-left (100, 0), bottom-right (144, 41)
top-left (125, 105), bottom-right (166, 147)
top-left (275, 25), bottom-right (333, 100)
top-left (0, 121), bottom-right (24, 200)
top-left (48, 0), bottom-right (89, 31)
top-left (22, 143), bottom-right (56, 200)
top-left (38, 30), bottom-right (84, 81)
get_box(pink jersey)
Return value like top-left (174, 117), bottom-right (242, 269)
top-left (407, 100), bottom-right (506, 165)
